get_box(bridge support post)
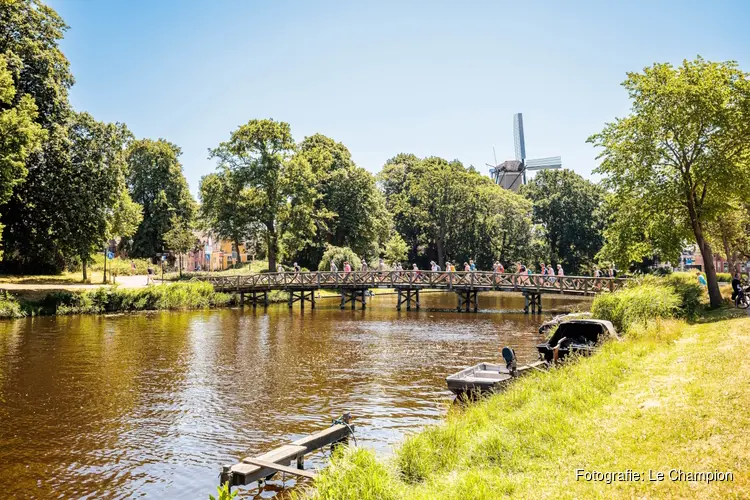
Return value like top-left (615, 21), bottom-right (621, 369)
top-left (288, 289), bottom-right (315, 309)
top-left (456, 290), bottom-right (478, 312)
top-left (523, 292), bottom-right (542, 314)
top-left (396, 288), bottom-right (420, 311)
top-left (244, 291), bottom-right (268, 309)
top-left (340, 289), bottom-right (367, 310)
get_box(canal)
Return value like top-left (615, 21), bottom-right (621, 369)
top-left (0, 292), bottom-right (589, 498)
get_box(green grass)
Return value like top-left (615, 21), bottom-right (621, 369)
top-left (298, 316), bottom-right (750, 499)
top-left (296, 278), bottom-right (750, 499)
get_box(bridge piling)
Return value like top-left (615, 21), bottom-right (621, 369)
top-left (523, 292), bottom-right (542, 314)
top-left (456, 290), bottom-right (479, 312)
top-left (340, 289), bottom-right (367, 310)
top-left (396, 288), bottom-right (419, 311)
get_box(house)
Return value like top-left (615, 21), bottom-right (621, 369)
top-left (680, 245), bottom-right (746, 273)
top-left (184, 234), bottom-right (255, 271)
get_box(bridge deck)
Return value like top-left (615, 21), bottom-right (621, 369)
top-left (197, 271), bottom-right (626, 297)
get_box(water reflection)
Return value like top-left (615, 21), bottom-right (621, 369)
top-left (0, 292), bottom-right (588, 498)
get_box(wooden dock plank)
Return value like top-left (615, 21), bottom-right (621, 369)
top-left (229, 425), bottom-right (353, 486)
top-left (243, 458), bottom-right (317, 479)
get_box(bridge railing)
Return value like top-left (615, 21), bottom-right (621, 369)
top-left (199, 271), bottom-right (629, 295)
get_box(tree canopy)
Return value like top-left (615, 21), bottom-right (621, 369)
top-left (521, 169), bottom-right (606, 274)
top-left (590, 57), bottom-right (750, 306)
top-left (126, 139), bottom-right (195, 258)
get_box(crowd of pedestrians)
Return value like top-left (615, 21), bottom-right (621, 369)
top-left (280, 257), bottom-right (617, 278)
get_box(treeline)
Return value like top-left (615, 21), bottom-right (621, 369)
top-left (0, 0), bottom-right (608, 277)
top-left (12, 1), bottom-right (749, 301)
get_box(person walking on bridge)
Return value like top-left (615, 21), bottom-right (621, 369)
top-left (330, 261), bottom-right (338, 273)
top-left (557, 264), bottom-right (565, 277)
top-left (276, 263), bottom-right (284, 274)
top-left (343, 261), bottom-right (351, 273)
top-left (463, 262), bottom-right (470, 272)
top-left (361, 259), bottom-right (368, 272)
top-left (469, 259), bottom-right (476, 271)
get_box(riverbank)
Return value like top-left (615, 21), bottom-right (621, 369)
top-left (0, 282), bottom-right (247, 318)
top-left (298, 279), bottom-right (749, 499)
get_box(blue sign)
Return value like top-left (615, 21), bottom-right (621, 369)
top-left (107, 251), bottom-right (114, 260)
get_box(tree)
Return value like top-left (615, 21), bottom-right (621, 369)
top-left (706, 202), bottom-right (750, 274)
top-left (471, 178), bottom-right (535, 268)
top-left (589, 57), bottom-right (750, 307)
top-left (521, 169), bottom-right (606, 274)
top-left (0, 0), bottom-right (75, 272)
top-left (209, 119), bottom-right (318, 271)
top-left (126, 139), bottom-right (195, 258)
top-left (0, 54), bottom-right (46, 257)
top-left (383, 233), bottom-right (408, 265)
top-left (163, 215), bottom-right (196, 277)
top-left (199, 167), bottom-right (259, 257)
top-left (293, 133), bottom-right (391, 266)
top-left (317, 244), bottom-right (362, 271)
top-left (58, 112), bottom-right (131, 280)
top-left (103, 189), bottom-right (142, 282)
top-left (323, 166), bottom-right (390, 257)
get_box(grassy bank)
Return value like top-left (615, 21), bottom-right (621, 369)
top-left (0, 282), bottom-right (242, 318)
top-left (298, 276), bottom-right (749, 499)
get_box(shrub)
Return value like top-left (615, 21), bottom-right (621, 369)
top-left (31, 282), bottom-right (236, 316)
top-left (592, 283), bottom-right (679, 333)
top-left (0, 296), bottom-right (25, 318)
top-left (716, 272), bottom-right (732, 282)
top-left (660, 272), bottom-right (703, 318)
top-left (318, 245), bottom-right (363, 271)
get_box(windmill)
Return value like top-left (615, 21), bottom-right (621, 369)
top-left (487, 113), bottom-right (562, 191)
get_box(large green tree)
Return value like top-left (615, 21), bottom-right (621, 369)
top-left (521, 169), bottom-right (606, 274)
top-left (209, 119), bottom-right (318, 271)
top-left (294, 133), bottom-right (389, 265)
top-left (589, 57), bottom-right (750, 307)
top-left (57, 112), bottom-right (131, 280)
top-left (0, 54), bottom-right (45, 257)
top-left (198, 167), bottom-right (260, 256)
top-left (0, 0), bottom-right (75, 272)
top-left (126, 139), bottom-right (195, 258)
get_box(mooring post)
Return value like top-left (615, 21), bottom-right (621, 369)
top-left (523, 292), bottom-right (529, 314)
top-left (415, 289), bottom-right (420, 310)
top-left (220, 465), bottom-right (232, 487)
top-left (340, 290), bottom-right (346, 309)
top-left (297, 455), bottom-right (305, 470)
top-left (240, 292), bottom-right (244, 307)
top-left (288, 291), bottom-right (293, 308)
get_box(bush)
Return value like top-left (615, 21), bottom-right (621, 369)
top-left (27, 282), bottom-right (236, 316)
top-left (0, 296), bottom-right (25, 318)
top-left (592, 283), bottom-right (680, 333)
top-left (660, 272), bottom-right (703, 318)
top-left (318, 245), bottom-right (363, 271)
top-left (716, 272), bottom-right (732, 282)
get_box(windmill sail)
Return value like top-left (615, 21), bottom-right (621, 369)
top-left (525, 156), bottom-right (562, 170)
top-left (513, 113), bottom-right (526, 161)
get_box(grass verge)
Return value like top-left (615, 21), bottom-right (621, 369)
top-left (296, 277), bottom-right (749, 499)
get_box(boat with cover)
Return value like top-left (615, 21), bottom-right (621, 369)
top-left (536, 319), bottom-right (618, 362)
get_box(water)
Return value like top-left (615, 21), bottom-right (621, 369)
top-left (0, 292), bottom-right (588, 498)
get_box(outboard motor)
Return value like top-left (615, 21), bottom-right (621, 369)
top-left (501, 346), bottom-right (518, 377)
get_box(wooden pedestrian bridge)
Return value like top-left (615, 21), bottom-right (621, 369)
top-left (196, 271), bottom-right (628, 313)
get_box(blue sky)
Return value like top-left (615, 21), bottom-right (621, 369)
top-left (49, 0), bottom-right (749, 196)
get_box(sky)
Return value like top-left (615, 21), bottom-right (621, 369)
top-left (49, 0), bottom-right (750, 196)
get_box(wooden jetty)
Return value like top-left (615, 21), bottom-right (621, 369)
top-left (197, 271), bottom-right (628, 313)
top-left (221, 416), bottom-right (354, 489)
